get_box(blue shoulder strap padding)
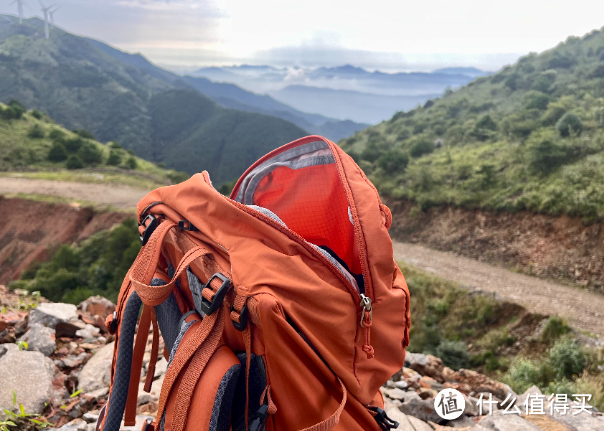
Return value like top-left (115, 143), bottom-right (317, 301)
top-left (103, 291), bottom-right (142, 431)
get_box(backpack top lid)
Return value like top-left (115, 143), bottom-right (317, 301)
top-left (230, 135), bottom-right (394, 300)
top-left (136, 135), bottom-right (409, 404)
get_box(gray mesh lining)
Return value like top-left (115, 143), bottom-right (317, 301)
top-left (210, 364), bottom-right (241, 431)
top-left (103, 292), bottom-right (142, 431)
top-left (242, 154), bottom-right (335, 205)
top-left (187, 267), bottom-right (207, 318)
top-left (247, 205), bottom-right (286, 226)
top-left (234, 141), bottom-right (329, 204)
top-left (152, 279), bottom-right (182, 353)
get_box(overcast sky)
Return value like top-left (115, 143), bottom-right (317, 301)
top-left (3, 0), bottom-right (604, 72)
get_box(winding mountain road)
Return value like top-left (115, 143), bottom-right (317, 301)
top-left (3, 176), bottom-right (604, 337)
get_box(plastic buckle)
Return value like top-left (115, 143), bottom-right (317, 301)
top-left (249, 404), bottom-right (269, 431)
top-left (198, 273), bottom-right (230, 316)
top-left (231, 302), bottom-right (249, 331)
top-left (109, 311), bottom-right (118, 334)
top-left (178, 220), bottom-right (199, 231)
top-left (141, 418), bottom-right (154, 431)
top-left (368, 406), bottom-right (399, 430)
top-left (139, 214), bottom-right (159, 246)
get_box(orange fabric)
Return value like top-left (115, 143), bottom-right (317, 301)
top-left (124, 304), bottom-right (152, 426)
top-left (144, 313), bottom-right (160, 393)
top-left (101, 135), bottom-right (410, 431)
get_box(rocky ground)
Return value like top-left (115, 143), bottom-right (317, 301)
top-left (2, 286), bottom-right (603, 431)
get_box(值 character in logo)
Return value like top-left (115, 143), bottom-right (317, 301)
top-left (438, 391), bottom-right (463, 417)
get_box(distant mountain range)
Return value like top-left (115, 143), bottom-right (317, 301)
top-left (0, 15), bottom-right (366, 184)
top-left (192, 64), bottom-right (489, 123)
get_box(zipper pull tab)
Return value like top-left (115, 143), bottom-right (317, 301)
top-left (360, 294), bottom-right (374, 359)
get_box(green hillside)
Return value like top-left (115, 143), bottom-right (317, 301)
top-left (0, 100), bottom-right (186, 189)
top-left (0, 18), bottom-right (306, 185)
top-left (342, 27), bottom-right (604, 222)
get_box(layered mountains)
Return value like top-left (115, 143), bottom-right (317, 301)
top-left (341, 27), bottom-right (604, 221)
top-left (0, 16), bottom-right (362, 185)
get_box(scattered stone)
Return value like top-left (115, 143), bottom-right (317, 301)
top-left (55, 418), bottom-right (89, 431)
top-left (479, 410), bottom-right (542, 430)
top-left (0, 343), bottom-right (55, 419)
top-left (555, 412), bottom-right (604, 430)
top-left (448, 369), bottom-right (515, 400)
top-left (398, 397), bottom-right (443, 424)
top-left (18, 323), bottom-right (56, 356)
top-left (385, 408), bottom-right (415, 430)
top-left (406, 354), bottom-right (445, 383)
top-left (56, 321), bottom-right (87, 338)
top-left (78, 296), bottom-right (115, 317)
top-left (417, 388), bottom-right (439, 400)
top-left (522, 414), bottom-right (573, 431)
top-left (515, 385), bottom-right (542, 409)
top-left (82, 411), bottom-right (100, 423)
top-left (419, 375), bottom-right (443, 391)
top-left (86, 387), bottom-right (109, 400)
top-left (383, 387), bottom-right (407, 401)
top-left (78, 342), bottom-right (114, 393)
top-left (406, 414), bottom-right (434, 431)
top-left (29, 303), bottom-right (78, 329)
top-left (393, 380), bottom-right (408, 390)
top-left (75, 324), bottom-right (101, 341)
top-left (154, 357), bottom-right (168, 378)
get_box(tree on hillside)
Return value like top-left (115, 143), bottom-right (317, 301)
top-left (66, 154), bottom-right (84, 169)
top-left (556, 112), bottom-right (583, 137)
top-left (78, 143), bottom-right (103, 165)
top-left (48, 142), bottom-right (68, 162)
top-left (527, 132), bottom-right (569, 174)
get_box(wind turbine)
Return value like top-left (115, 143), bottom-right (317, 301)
top-left (38, 0), bottom-right (53, 39)
top-left (11, 0), bottom-right (25, 24)
top-left (48, 5), bottom-right (59, 27)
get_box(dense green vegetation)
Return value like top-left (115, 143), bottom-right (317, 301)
top-left (0, 18), bottom-right (306, 185)
top-left (342, 27), bottom-right (604, 221)
top-left (0, 101), bottom-right (187, 187)
top-left (11, 219), bottom-right (140, 304)
top-left (402, 262), bottom-right (604, 408)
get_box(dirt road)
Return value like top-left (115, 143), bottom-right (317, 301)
top-left (0, 177), bottom-right (147, 210)
top-left (393, 242), bottom-right (604, 338)
top-left (3, 177), bottom-right (603, 337)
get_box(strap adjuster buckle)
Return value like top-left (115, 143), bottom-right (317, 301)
top-left (249, 404), bottom-right (269, 431)
top-left (178, 220), bottom-right (199, 231)
top-left (139, 214), bottom-right (159, 246)
top-left (198, 273), bottom-right (230, 315)
top-left (231, 302), bottom-right (249, 331)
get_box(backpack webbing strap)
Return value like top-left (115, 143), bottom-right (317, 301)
top-left (298, 378), bottom-right (347, 431)
top-left (123, 304), bottom-right (154, 426)
top-left (131, 244), bottom-right (222, 306)
top-left (170, 308), bottom-right (226, 431)
top-left (145, 315), bottom-right (160, 392)
top-left (153, 299), bottom-right (227, 430)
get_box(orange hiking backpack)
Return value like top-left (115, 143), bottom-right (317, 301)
top-left (97, 135), bottom-right (411, 431)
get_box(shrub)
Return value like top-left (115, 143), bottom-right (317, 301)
top-left (527, 132), bottom-right (569, 174)
top-left (505, 359), bottom-right (543, 393)
top-left (590, 65), bottom-right (604, 79)
top-left (64, 137), bottom-right (84, 153)
top-left (378, 150), bottom-right (409, 175)
top-left (73, 129), bottom-right (95, 140)
top-left (472, 114), bottom-right (498, 140)
top-left (525, 92), bottom-right (550, 110)
top-left (30, 109), bottom-right (42, 120)
top-left (167, 170), bottom-right (190, 184)
top-left (125, 156), bottom-right (138, 170)
top-left (106, 151), bottom-right (121, 166)
top-left (548, 340), bottom-right (586, 380)
top-left (27, 124), bottom-right (45, 139)
top-left (47, 142), bottom-right (68, 162)
top-left (49, 129), bottom-right (65, 140)
top-left (409, 138), bottom-right (434, 158)
top-left (78, 143), bottom-right (103, 165)
top-left (108, 141), bottom-right (123, 149)
top-left (556, 112), bottom-right (583, 137)
top-left (218, 179), bottom-right (238, 196)
top-left (435, 340), bottom-right (470, 371)
top-left (66, 154), bottom-right (84, 169)
top-left (361, 141), bottom-right (385, 162)
top-left (531, 71), bottom-right (557, 92)
top-left (540, 316), bottom-right (571, 342)
top-left (504, 74), bottom-right (522, 91)
top-left (548, 54), bottom-right (576, 69)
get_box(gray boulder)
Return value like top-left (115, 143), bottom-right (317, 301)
top-left (18, 323), bottom-right (56, 356)
top-left (0, 344), bottom-right (55, 419)
top-left (54, 418), bottom-right (88, 431)
top-left (29, 303), bottom-right (78, 329)
top-left (479, 410), bottom-right (542, 430)
top-left (398, 397), bottom-right (442, 423)
top-left (78, 342), bottom-right (114, 393)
